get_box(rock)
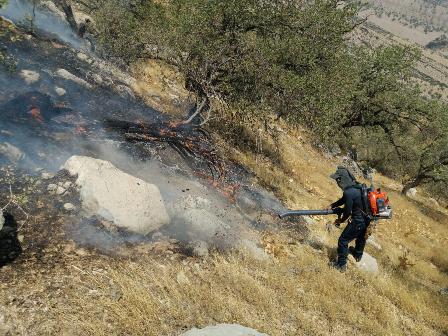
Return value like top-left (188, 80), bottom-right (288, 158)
top-left (340, 156), bottom-right (363, 177)
top-left (56, 186), bottom-right (66, 195)
top-left (177, 195), bottom-right (211, 210)
top-left (180, 324), bottom-right (269, 336)
top-left (354, 252), bottom-right (378, 274)
top-left (62, 156), bottom-right (170, 235)
top-left (75, 248), bottom-right (89, 257)
top-left (176, 271), bottom-right (190, 285)
top-left (367, 236), bottom-right (382, 250)
top-left (113, 84), bottom-right (135, 99)
top-left (406, 188), bottom-right (417, 198)
top-left (40, 1), bottom-right (65, 19)
top-left (0, 212), bottom-right (4, 232)
top-left (439, 288), bottom-right (448, 296)
top-left (63, 181), bottom-right (72, 189)
top-left (235, 194), bottom-right (260, 216)
top-left (151, 232), bottom-right (165, 241)
top-left (109, 287), bottom-right (122, 301)
top-left (240, 239), bottom-right (269, 261)
top-left (55, 69), bottom-right (92, 89)
top-left (55, 87), bottom-right (66, 96)
top-left (63, 203), bottom-right (75, 211)
top-left (19, 70), bottom-right (40, 84)
top-left (428, 198), bottom-right (439, 208)
top-left (47, 184), bottom-right (57, 192)
top-left (77, 52), bottom-right (91, 63)
top-left (172, 209), bottom-right (228, 241)
top-left (187, 240), bottom-right (209, 258)
top-left (0, 142), bottom-right (24, 162)
top-left (301, 215), bottom-right (316, 225)
top-left (41, 172), bottom-right (54, 180)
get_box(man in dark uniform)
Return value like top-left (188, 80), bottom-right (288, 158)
top-left (329, 166), bottom-right (369, 271)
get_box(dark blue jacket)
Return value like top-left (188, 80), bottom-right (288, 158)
top-left (331, 186), bottom-right (366, 223)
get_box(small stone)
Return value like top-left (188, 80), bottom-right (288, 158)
top-left (55, 87), bottom-right (66, 96)
top-left (110, 287), bottom-right (122, 301)
top-left (180, 324), bottom-right (269, 336)
top-left (406, 188), bottom-right (417, 198)
top-left (19, 70), bottom-right (40, 84)
top-left (367, 236), bottom-right (382, 250)
top-left (151, 232), bottom-right (164, 241)
top-left (176, 271), bottom-right (190, 285)
top-left (428, 198), bottom-right (439, 208)
top-left (63, 181), bottom-right (72, 189)
top-left (301, 215), bottom-right (316, 225)
top-left (77, 52), bottom-right (90, 62)
top-left (17, 235), bottom-right (24, 243)
top-left (47, 184), bottom-right (57, 192)
top-left (187, 240), bottom-right (209, 258)
top-left (439, 288), bottom-right (448, 296)
top-left (75, 248), bottom-right (89, 256)
top-left (41, 172), bottom-right (54, 180)
top-left (56, 186), bottom-right (66, 195)
top-left (91, 74), bottom-right (103, 85)
top-left (63, 203), bottom-right (75, 211)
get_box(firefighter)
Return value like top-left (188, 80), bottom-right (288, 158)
top-left (329, 166), bottom-right (369, 271)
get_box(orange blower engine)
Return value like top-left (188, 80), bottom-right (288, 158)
top-left (367, 188), bottom-right (392, 219)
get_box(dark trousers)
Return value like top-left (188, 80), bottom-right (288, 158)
top-left (337, 220), bottom-right (367, 266)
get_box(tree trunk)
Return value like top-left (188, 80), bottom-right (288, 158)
top-left (54, 0), bottom-right (79, 34)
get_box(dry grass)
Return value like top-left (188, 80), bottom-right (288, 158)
top-left (54, 123), bottom-right (448, 336)
top-left (130, 60), bottom-right (193, 117)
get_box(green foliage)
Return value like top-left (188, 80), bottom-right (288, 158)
top-left (0, 11), bottom-right (19, 73)
top-left (94, 0), bottom-right (361, 127)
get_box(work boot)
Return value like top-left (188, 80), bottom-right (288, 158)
top-left (329, 260), bottom-right (347, 272)
top-left (349, 246), bottom-right (362, 262)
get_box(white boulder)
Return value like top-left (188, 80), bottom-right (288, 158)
top-left (55, 69), bottom-right (92, 89)
top-left (405, 188), bottom-right (417, 198)
top-left (62, 156), bottom-right (169, 235)
top-left (355, 252), bottom-right (379, 274)
top-left (181, 324), bottom-right (269, 336)
top-left (55, 87), bottom-right (66, 96)
top-left (19, 70), bottom-right (40, 84)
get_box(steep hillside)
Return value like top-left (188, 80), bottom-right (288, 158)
top-left (0, 2), bottom-right (447, 336)
top-left (3, 121), bottom-right (447, 336)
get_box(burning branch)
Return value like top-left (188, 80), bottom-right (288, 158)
top-left (106, 120), bottom-right (225, 179)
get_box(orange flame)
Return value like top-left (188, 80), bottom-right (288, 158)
top-left (29, 106), bottom-right (44, 123)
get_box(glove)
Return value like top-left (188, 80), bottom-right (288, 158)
top-left (334, 218), bottom-right (342, 228)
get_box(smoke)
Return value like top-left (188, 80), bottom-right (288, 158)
top-left (66, 141), bottom-right (254, 253)
top-left (0, 0), bottom-right (88, 50)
